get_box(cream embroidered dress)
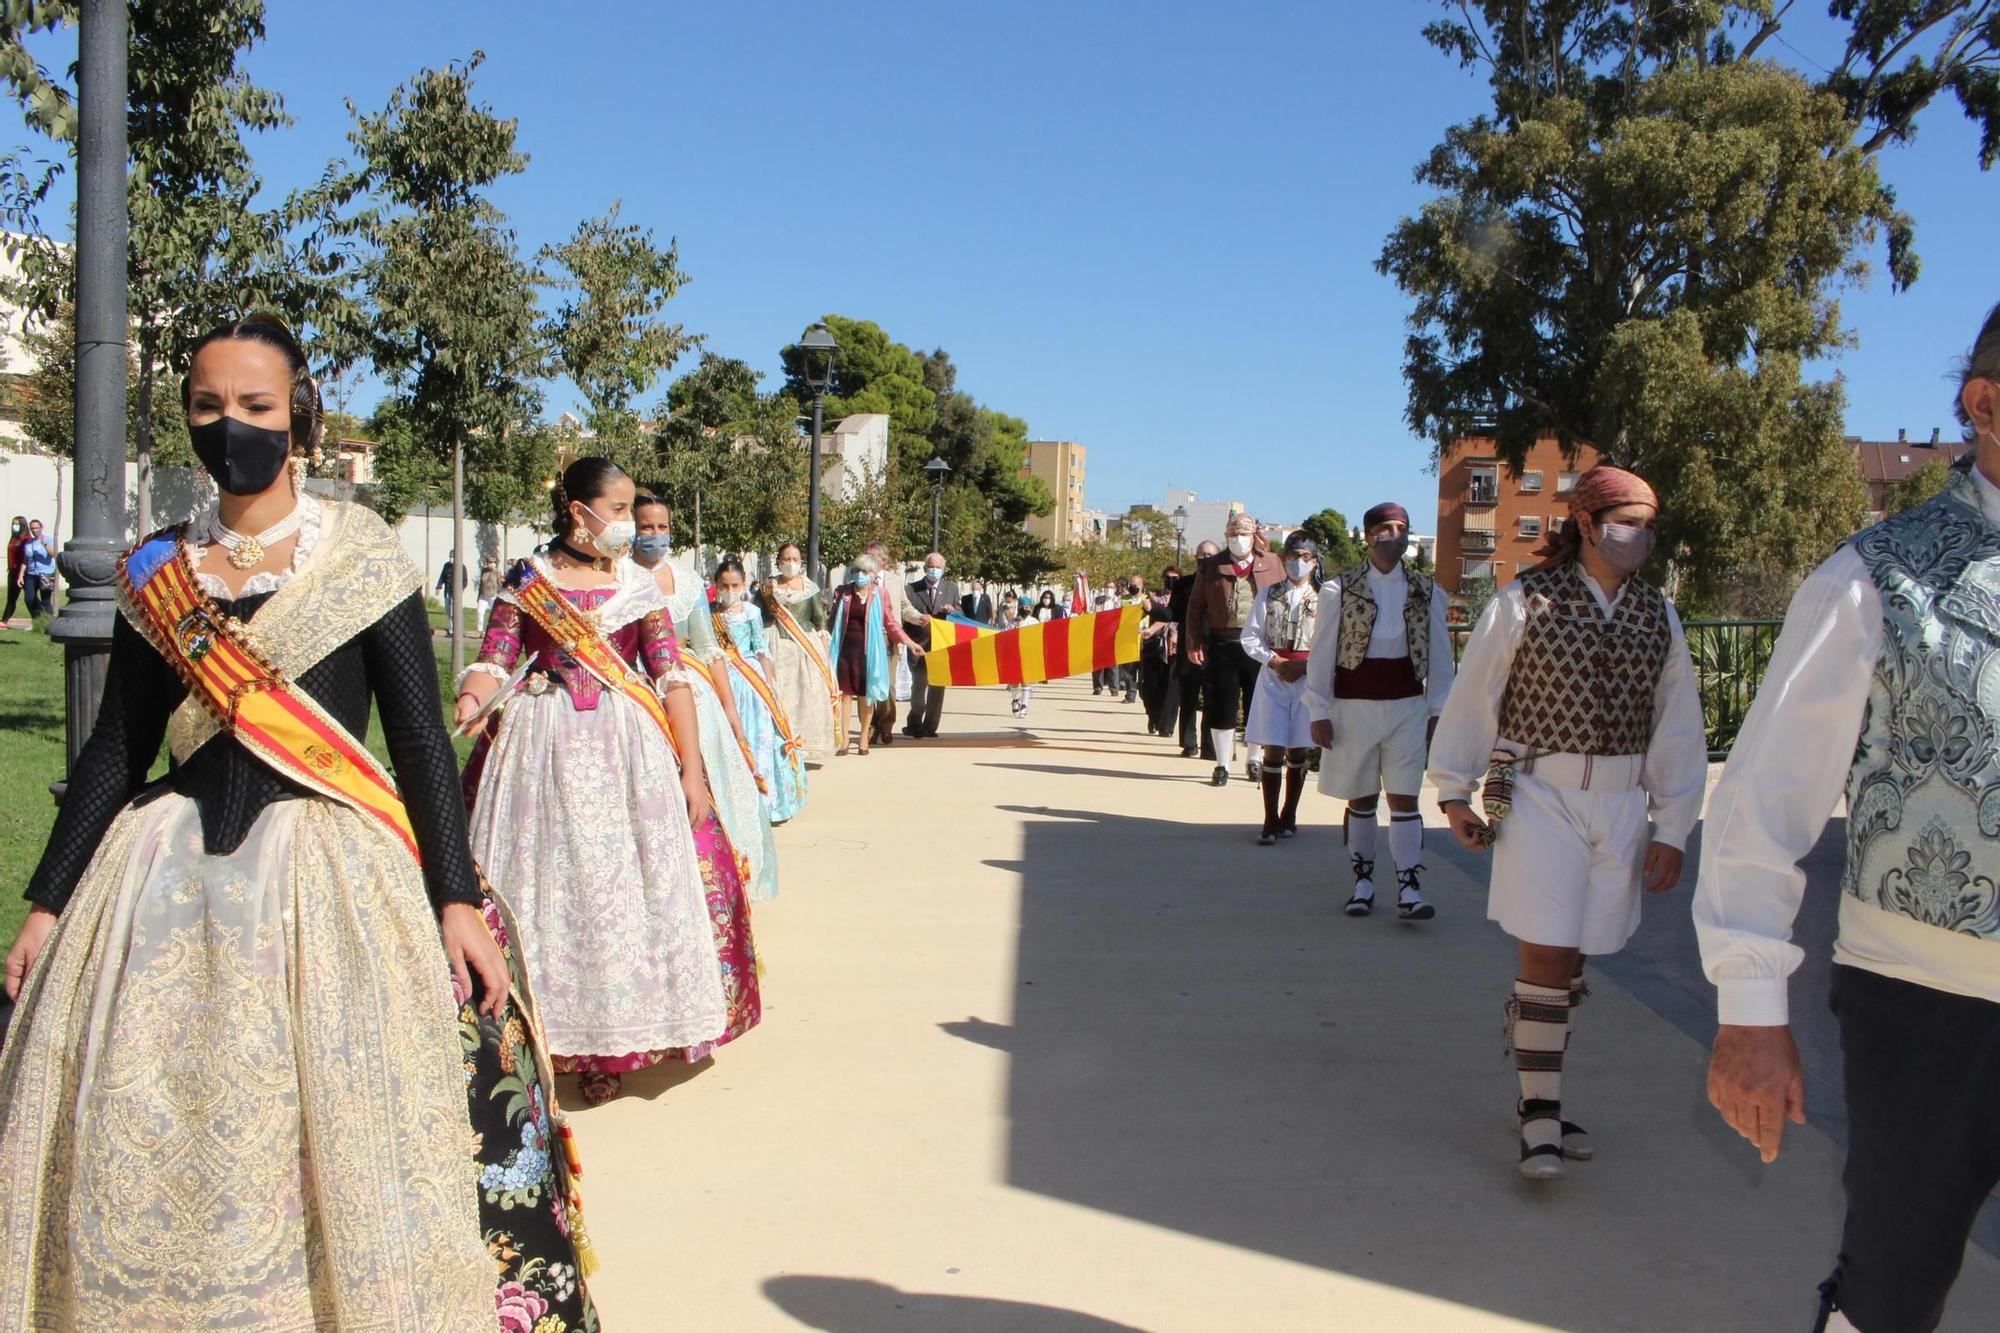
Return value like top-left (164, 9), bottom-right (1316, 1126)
top-left (761, 576), bottom-right (838, 762)
top-left (0, 498), bottom-right (497, 1331)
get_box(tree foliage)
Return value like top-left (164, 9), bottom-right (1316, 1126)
top-left (1296, 507), bottom-right (1364, 570)
top-left (540, 202), bottom-right (697, 449)
top-left (647, 353), bottom-right (805, 558)
top-left (1884, 453), bottom-right (1955, 513)
top-left (1380, 1), bottom-right (1993, 607)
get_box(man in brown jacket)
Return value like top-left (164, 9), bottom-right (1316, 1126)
top-left (1185, 511), bottom-right (1285, 787)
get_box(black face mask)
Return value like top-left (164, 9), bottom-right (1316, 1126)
top-left (191, 414), bottom-right (293, 496)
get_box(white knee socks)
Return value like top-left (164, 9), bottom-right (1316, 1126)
top-left (1510, 980), bottom-right (1570, 1154)
top-left (1210, 728), bottom-right (1235, 773)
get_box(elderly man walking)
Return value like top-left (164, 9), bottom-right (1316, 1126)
top-left (1697, 302), bottom-right (2000, 1333)
top-left (1186, 513), bottom-right (1284, 787)
top-left (901, 552), bottom-right (960, 739)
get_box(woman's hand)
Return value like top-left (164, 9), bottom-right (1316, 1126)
top-left (440, 901), bottom-right (508, 1018)
top-left (683, 771), bottom-right (712, 829)
top-left (452, 692), bottom-right (482, 728)
top-left (4, 906), bottom-right (56, 1001)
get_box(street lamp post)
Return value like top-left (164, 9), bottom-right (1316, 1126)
top-left (924, 456), bottom-right (951, 553)
top-left (1171, 504), bottom-right (1188, 567)
top-left (799, 323), bottom-right (838, 586)
top-left (49, 0), bottom-right (129, 784)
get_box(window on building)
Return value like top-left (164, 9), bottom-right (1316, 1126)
top-left (1550, 515), bottom-right (1567, 534)
top-left (1519, 516), bottom-right (1543, 539)
top-left (1468, 464), bottom-right (1499, 505)
top-left (1557, 471), bottom-right (1579, 493)
top-left (1461, 559), bottom-right (1494, 581)
top-left (1520, 471), bottom-right (1543, 493)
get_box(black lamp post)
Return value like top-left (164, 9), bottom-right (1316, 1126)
top-left (799, 322), bottom-right (838, 585)
top-left (49, 0), bottom-right (129, 787)
top-left (1171, 504), bottom-right (1188, 566)
top-left (924, 456), bottom-right (951, 553)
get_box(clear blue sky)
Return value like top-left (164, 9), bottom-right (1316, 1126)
top-left (8, 1), bottom-right (1993, 532)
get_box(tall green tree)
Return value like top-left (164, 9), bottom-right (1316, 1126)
top-left (1884, 453), bottom-right (1956, 513)
top-left (341, 53), bottom-right (544, 674)
top-left (1296, 507), bottom-right (1364, 571)
top-left (540, 202), bottom-right (698, 450)
top-left (1382, 0), bottom-right (1996, 608)
top-left (650, 353), bottom-right (805, 561)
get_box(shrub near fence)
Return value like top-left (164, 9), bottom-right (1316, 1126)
top-left (1448, 619), bottom-right (1783, 760)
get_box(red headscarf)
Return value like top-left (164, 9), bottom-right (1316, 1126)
top-left (1529, 465), bottom-right (1659, 572)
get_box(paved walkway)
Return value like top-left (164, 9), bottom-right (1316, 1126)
top-left (571, 679), bottom-right (2000, 1331)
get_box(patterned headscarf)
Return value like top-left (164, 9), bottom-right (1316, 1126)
top-left (1362, 502), bottom-right (1410, 532)
top-left (1529, 465), bottom-right (1659, 571)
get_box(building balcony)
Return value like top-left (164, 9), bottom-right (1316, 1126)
top-left (1461, 530), bottom-right (1497, 554)
top-left (1466, 479), bottom-right (1499, 506)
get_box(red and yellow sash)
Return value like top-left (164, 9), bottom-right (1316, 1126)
top-left (120, 537), bottom-right (421, 860)
top-left (678, 652), bottom-right (768, 795)
top-left (508, 562), bottom-right (679, 751)
top-left (713, 612), bottom-right (805, 771)
top-left (764, 593), bottom-right (840, 744)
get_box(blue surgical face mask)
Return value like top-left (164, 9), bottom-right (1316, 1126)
top-left (924, 567), bottom-right (943, 582)
top-left (631, 532), bottom-right (672, 565)
top-left (853, 571), bottom-right (873, 588)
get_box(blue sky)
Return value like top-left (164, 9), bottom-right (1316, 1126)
top-left (7, 1), bottom-right (1993, 531)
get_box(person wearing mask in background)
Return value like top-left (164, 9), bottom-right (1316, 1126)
top-left (900, 552), bottom-right (960, 740)
top-left (759, 540), bottom-right (838, 765)
top-left (962, 578), bottom-right (993, 625)
top-left (3, 515), bottom-right (27, 627)
top-left (1429, 466), bottom-right (1704, 1181)
top-left (1244, 533), bottom-right (1323, 845)
top-left (633, 497), bottom-right (781, 904)
top-left (1140, 569), bottom-right (1180, 733)
top-left (475, 554), bottom-right (501, 630)
top-left (1187, 513), bottom-right (1283, 787)
top-left (1305, 502), bottom-right (1455, 919)
top-left (829, 553), bottom-right (921, 755)
top-left (434, 556), bottom-right (465, 626)
top-left (20, 519), bottom-right (55, 621)
top-left (1695, 303), bottom-right (2000, 1333)
top-left (1117, 575), bottom-right (1147, 705)
top-left (1168, 543), bottom-right (1216, 759)
top-left (714, 557), bottom-right (807, 822)
top-left (868, 540), bottom-right (906, 746)
top-left (1035, 588), bottom-right (1065, 621)
top-left (1092, 581), bottom-right (1121, 696)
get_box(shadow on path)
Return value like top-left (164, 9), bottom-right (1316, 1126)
top-left (763, 1276), bottom-right (1149, 1332)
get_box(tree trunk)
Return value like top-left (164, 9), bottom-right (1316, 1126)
top-left (451, 430), bottom-right (467, 683)
top-left (135, 326), bottom-right (155, 535)
top-left (692, 486), bottom-right (703, 579)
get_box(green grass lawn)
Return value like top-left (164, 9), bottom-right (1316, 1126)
top-left (0, 623), bottom-right (469, 944)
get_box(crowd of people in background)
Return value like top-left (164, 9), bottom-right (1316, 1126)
top-left (3, 515), bottom-right (56, 626)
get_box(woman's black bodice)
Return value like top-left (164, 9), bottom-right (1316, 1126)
top-left (24, 589), bottom-right (482, 915)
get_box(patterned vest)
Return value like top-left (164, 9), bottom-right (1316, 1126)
top-left (1262, 582), bottom-right (1319, 653)
top-left (1334, 563), bottom-right (1434, 683)
top-left (1842, 464), bottom-right (2000, 941)
top-left (1496, 563), bottom-right (1672, 757)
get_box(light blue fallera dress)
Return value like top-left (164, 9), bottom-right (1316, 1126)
top-left (720, 602), bottom-right (809, 824)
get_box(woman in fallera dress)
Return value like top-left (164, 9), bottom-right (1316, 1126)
top-left (0, 315), bottom-right (595, 1331)
top-left (713, 556), bottom-right (809, 823)
top-left (632, 495), bottom-right (781, 903)
top-left (759, 540), bottom-right (839, 764)
top-left (458, 458), bottom-right (758, 1107)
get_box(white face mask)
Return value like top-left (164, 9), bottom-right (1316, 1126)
top-left (579, 503), bottom-right (635, 559)
top-left (717, 588), bottom-right (743, 608)
top-left (1227, 533), bottom-right (1253, 558)
top-left (779, 560), bottom-right (803, 578)
top-left (1285, 557), bottom-right (1314, 582)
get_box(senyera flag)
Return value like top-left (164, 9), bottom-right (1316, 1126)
top-left (927, 605), bottom-right (1143, 687)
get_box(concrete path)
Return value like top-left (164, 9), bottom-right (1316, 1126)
top-left (568, 679), bottom-right (2000, 1332)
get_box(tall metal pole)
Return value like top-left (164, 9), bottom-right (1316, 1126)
top-left (806, 389), bottom-right (824, 586)
top-left (49, 0), bottom-right (129, 778)
top-left (931, 481), bottom-right (943, 553)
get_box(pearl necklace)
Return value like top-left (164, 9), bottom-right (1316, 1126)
top-left (206, 502), bottom-right (307, 570)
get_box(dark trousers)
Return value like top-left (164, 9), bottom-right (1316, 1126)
top-left (2, 569), bottom-right (19, 622)
top-left (1820, 964), bottom-right (2000, 1333)
top-left (1174, 659), bottom-right (1205, 750)
top-left (871, 693), bottom-right (897, 740)
top-left (1093, 665), bottom-right (1115, 693)
top-left (1202, 633), bottom-right (1259, 733)
top-left (905, 654), bottom-right (945, 737)
top-left (22, 575), bottom-right (49, 619)
top-left (1140, 655), bottom-right (1172, 727)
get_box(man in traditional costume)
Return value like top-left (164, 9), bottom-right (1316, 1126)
top-left (1186, 512), bottom-right (1284, 787)
top-left (1305, 502), bottom-right (1454, 917)
top-left (1697, 304), bottom-right (2000, 1333)
top-left (1430, 465), bottom-right (1705, 1180)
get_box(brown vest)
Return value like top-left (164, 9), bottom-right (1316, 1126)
top-left (1496, 563), bottom-right (1672, 757)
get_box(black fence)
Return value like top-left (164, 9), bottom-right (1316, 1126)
top-left (1448, 618), bottom-right (1782, 760)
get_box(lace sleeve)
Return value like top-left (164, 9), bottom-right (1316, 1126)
top-left (680, 599), bottom-right (726, 662)
top-left (640, 610), bottom-right (693, 685)
top-left (25, 615), bottom-right (183, 912)
top-left (364, 592), bottom-right (483, 911)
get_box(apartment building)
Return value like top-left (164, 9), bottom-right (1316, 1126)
top-left (1023, 440), bottom-right (1089, 544)
top-left (1434, 435), bottom-right (1600, 595)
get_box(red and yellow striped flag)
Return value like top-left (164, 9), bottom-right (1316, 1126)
top-left (926, 605), bottom-right (1144, 687)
